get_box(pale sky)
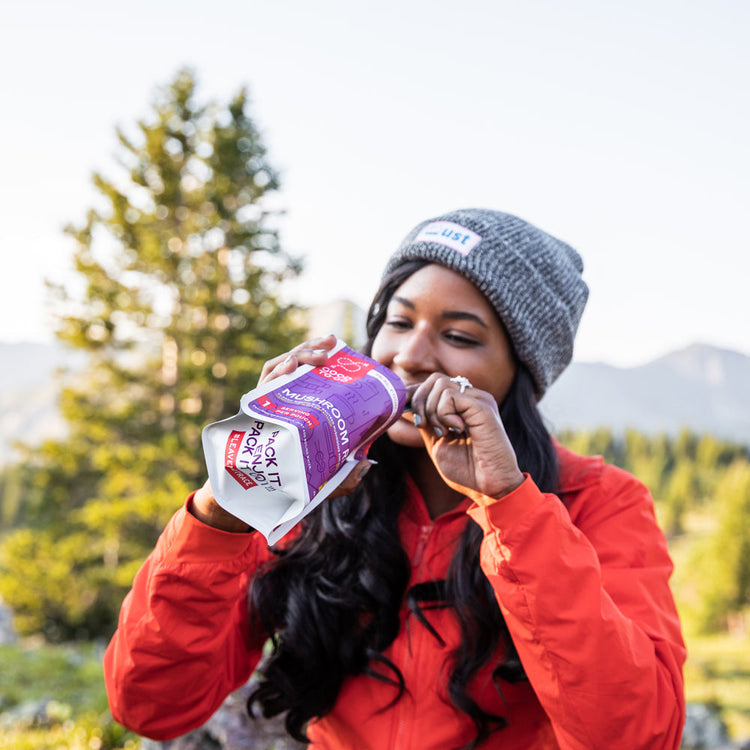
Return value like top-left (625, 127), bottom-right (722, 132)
top-left (1, 0), bottom-right (748, 366)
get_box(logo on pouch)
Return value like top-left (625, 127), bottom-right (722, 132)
top-left (415, 221), bottom-right (481, 256)
top-left (314, 350), bottom-right (375, 384)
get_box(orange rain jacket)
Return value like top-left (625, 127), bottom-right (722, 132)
top-left (104, 444), bottom-right (686, 749)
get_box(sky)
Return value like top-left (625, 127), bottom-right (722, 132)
top-left (1, 0), bottom-right (748, 367)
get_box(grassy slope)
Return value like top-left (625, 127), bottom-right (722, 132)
top-left (664, 503), bottom-right (750, 742)
top-left (0, 639), bottom-right (138, 749)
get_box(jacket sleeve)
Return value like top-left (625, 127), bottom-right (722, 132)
top-left (467, 467), bottom-right (686, 750)
top-left (103, 496), bottom-right (271, 740)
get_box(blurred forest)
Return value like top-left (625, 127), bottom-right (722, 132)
top-left (0, 69), bottom-right (748, 748)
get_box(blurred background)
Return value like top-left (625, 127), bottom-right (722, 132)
top-left (0, 1), bottom-right (749, 748)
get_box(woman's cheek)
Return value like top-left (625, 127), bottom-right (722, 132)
top-left (369, 336), bottom-right (388, 366)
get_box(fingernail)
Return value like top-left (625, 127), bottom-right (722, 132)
top-left (434, 427), bottom-right (444, 438)
top-left (312, 348), bottom-right (329, 355)
top-left (358, 463), bottom-right (372, 480)
top-left (413, 414), bottom-right (422, 428)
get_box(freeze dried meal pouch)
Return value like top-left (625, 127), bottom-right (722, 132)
top-left (202, 339), bottom-right (406, 544)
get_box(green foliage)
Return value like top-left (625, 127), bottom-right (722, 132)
top-left (0, 641), bottom-right (107, 714)
top-left (689, 461), bottom-right (750, 631)
top-left (0, 641), bottom-right (137, 749)
top-left (683, 633), bottom-right (750, 741)
top-left (0, 472), bottom-right (191, 639)
top-left (0, 714), bottom-right (136, 750)
top-left (557, 426), bottom-right (620, 464)
top-left (661, 461), bottom-right (695, 535)
top-left (0, 68), bottom-right (305, 640)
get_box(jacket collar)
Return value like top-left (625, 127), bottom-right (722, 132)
top-left (402, 474), bottom-right (472, 527)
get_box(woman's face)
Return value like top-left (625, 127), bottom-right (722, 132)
top-left (370, 263), bottom-right (517, 448)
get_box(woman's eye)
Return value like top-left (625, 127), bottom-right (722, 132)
top-left (385, 318), bottom-right (411, 330)
top-left (445, 332), bottom-right (478, 346)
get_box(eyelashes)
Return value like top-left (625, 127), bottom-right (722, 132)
top-left (444, 333), bottom-right (479, 347)
top-left (384, 320), bottom-right (479, 347)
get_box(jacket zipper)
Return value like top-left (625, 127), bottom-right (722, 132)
top-left (412, 523), bottom-right (432, 571)
top-left (392, 522), bottom-right (433, 750)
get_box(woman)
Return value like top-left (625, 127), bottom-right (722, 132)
top-left (104, 209), bottom-right (686, 749)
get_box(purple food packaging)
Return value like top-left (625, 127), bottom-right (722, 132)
top-left (202, 339), bottom-right (406, 543)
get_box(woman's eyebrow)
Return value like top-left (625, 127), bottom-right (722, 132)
top-left (442, 310), bottom-right (489, 329)
top-left (392, 295), bottom-right (415, 309)
top-left (391, 296), bottom-right (488, 329)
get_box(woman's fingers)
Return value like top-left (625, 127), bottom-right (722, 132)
top-left (258, 334), bottom-right (338, 385)
top-left (326, 459), bottom-right (375, 499)
top-left (426, 381), bottom-right (468, 437)
top-left (409, 374), bottom-right (525, 499)
top-left (411, 374), bottom-right (474, 437)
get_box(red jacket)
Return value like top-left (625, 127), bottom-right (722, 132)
top-left (104, 445), bottom-right (686, 749)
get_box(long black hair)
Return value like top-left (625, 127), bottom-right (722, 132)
top-left (248, 260), bottom-right (559, 747)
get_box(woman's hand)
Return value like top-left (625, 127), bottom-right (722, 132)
top-left (191, 478), bottom-right (253, 532)
top-left (258, 333), bottom-right (339, 385)
top-left (409, 374), bottom-right (524, 502)
top-left (260, 333), bottom-right (375, 499)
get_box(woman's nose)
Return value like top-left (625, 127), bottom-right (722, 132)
top-left (392, 325), bottom-right (437, 374)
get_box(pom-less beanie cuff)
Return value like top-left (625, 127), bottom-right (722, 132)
top-left (382, 209), bottom-right (589, 397)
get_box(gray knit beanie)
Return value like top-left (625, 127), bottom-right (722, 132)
top-left (382, 208), bottom-right (589, 398)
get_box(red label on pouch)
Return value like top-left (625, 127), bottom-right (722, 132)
top-left (256, 395), bottom-right (277, 411)
top-left (224, 430), bottom-right (257, 489)
top-left (313, 350), bottom-right (375, 384)
top-left (226, 465), bottom-right (257, 490)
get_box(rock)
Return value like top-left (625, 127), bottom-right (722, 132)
top-left (681, 701), bottom-right (731, 749)
top-left (140, 691), bottom-right (748, 749)
top-left (0, 596), bottom-right (17, 645)
top-left (140, 678), bottom-right (305, 750)
top-left (0, 698), bottom-right (71, 729)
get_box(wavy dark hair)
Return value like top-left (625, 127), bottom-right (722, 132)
top-left (248, 259), bottom-right (560, 748)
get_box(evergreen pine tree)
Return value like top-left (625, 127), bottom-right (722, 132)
top-left (0, 69), bottom-right (305, 639)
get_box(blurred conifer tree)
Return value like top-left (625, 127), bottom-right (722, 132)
top-left (0, 68), bottom-right (305, 639)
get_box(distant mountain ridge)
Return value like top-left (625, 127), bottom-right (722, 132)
top-left (541, 343), bottom-right (750, 446)
top-left (0, 340), bottom-right (748, 467)
top-left (0, 342), bottom-right (83, 466)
